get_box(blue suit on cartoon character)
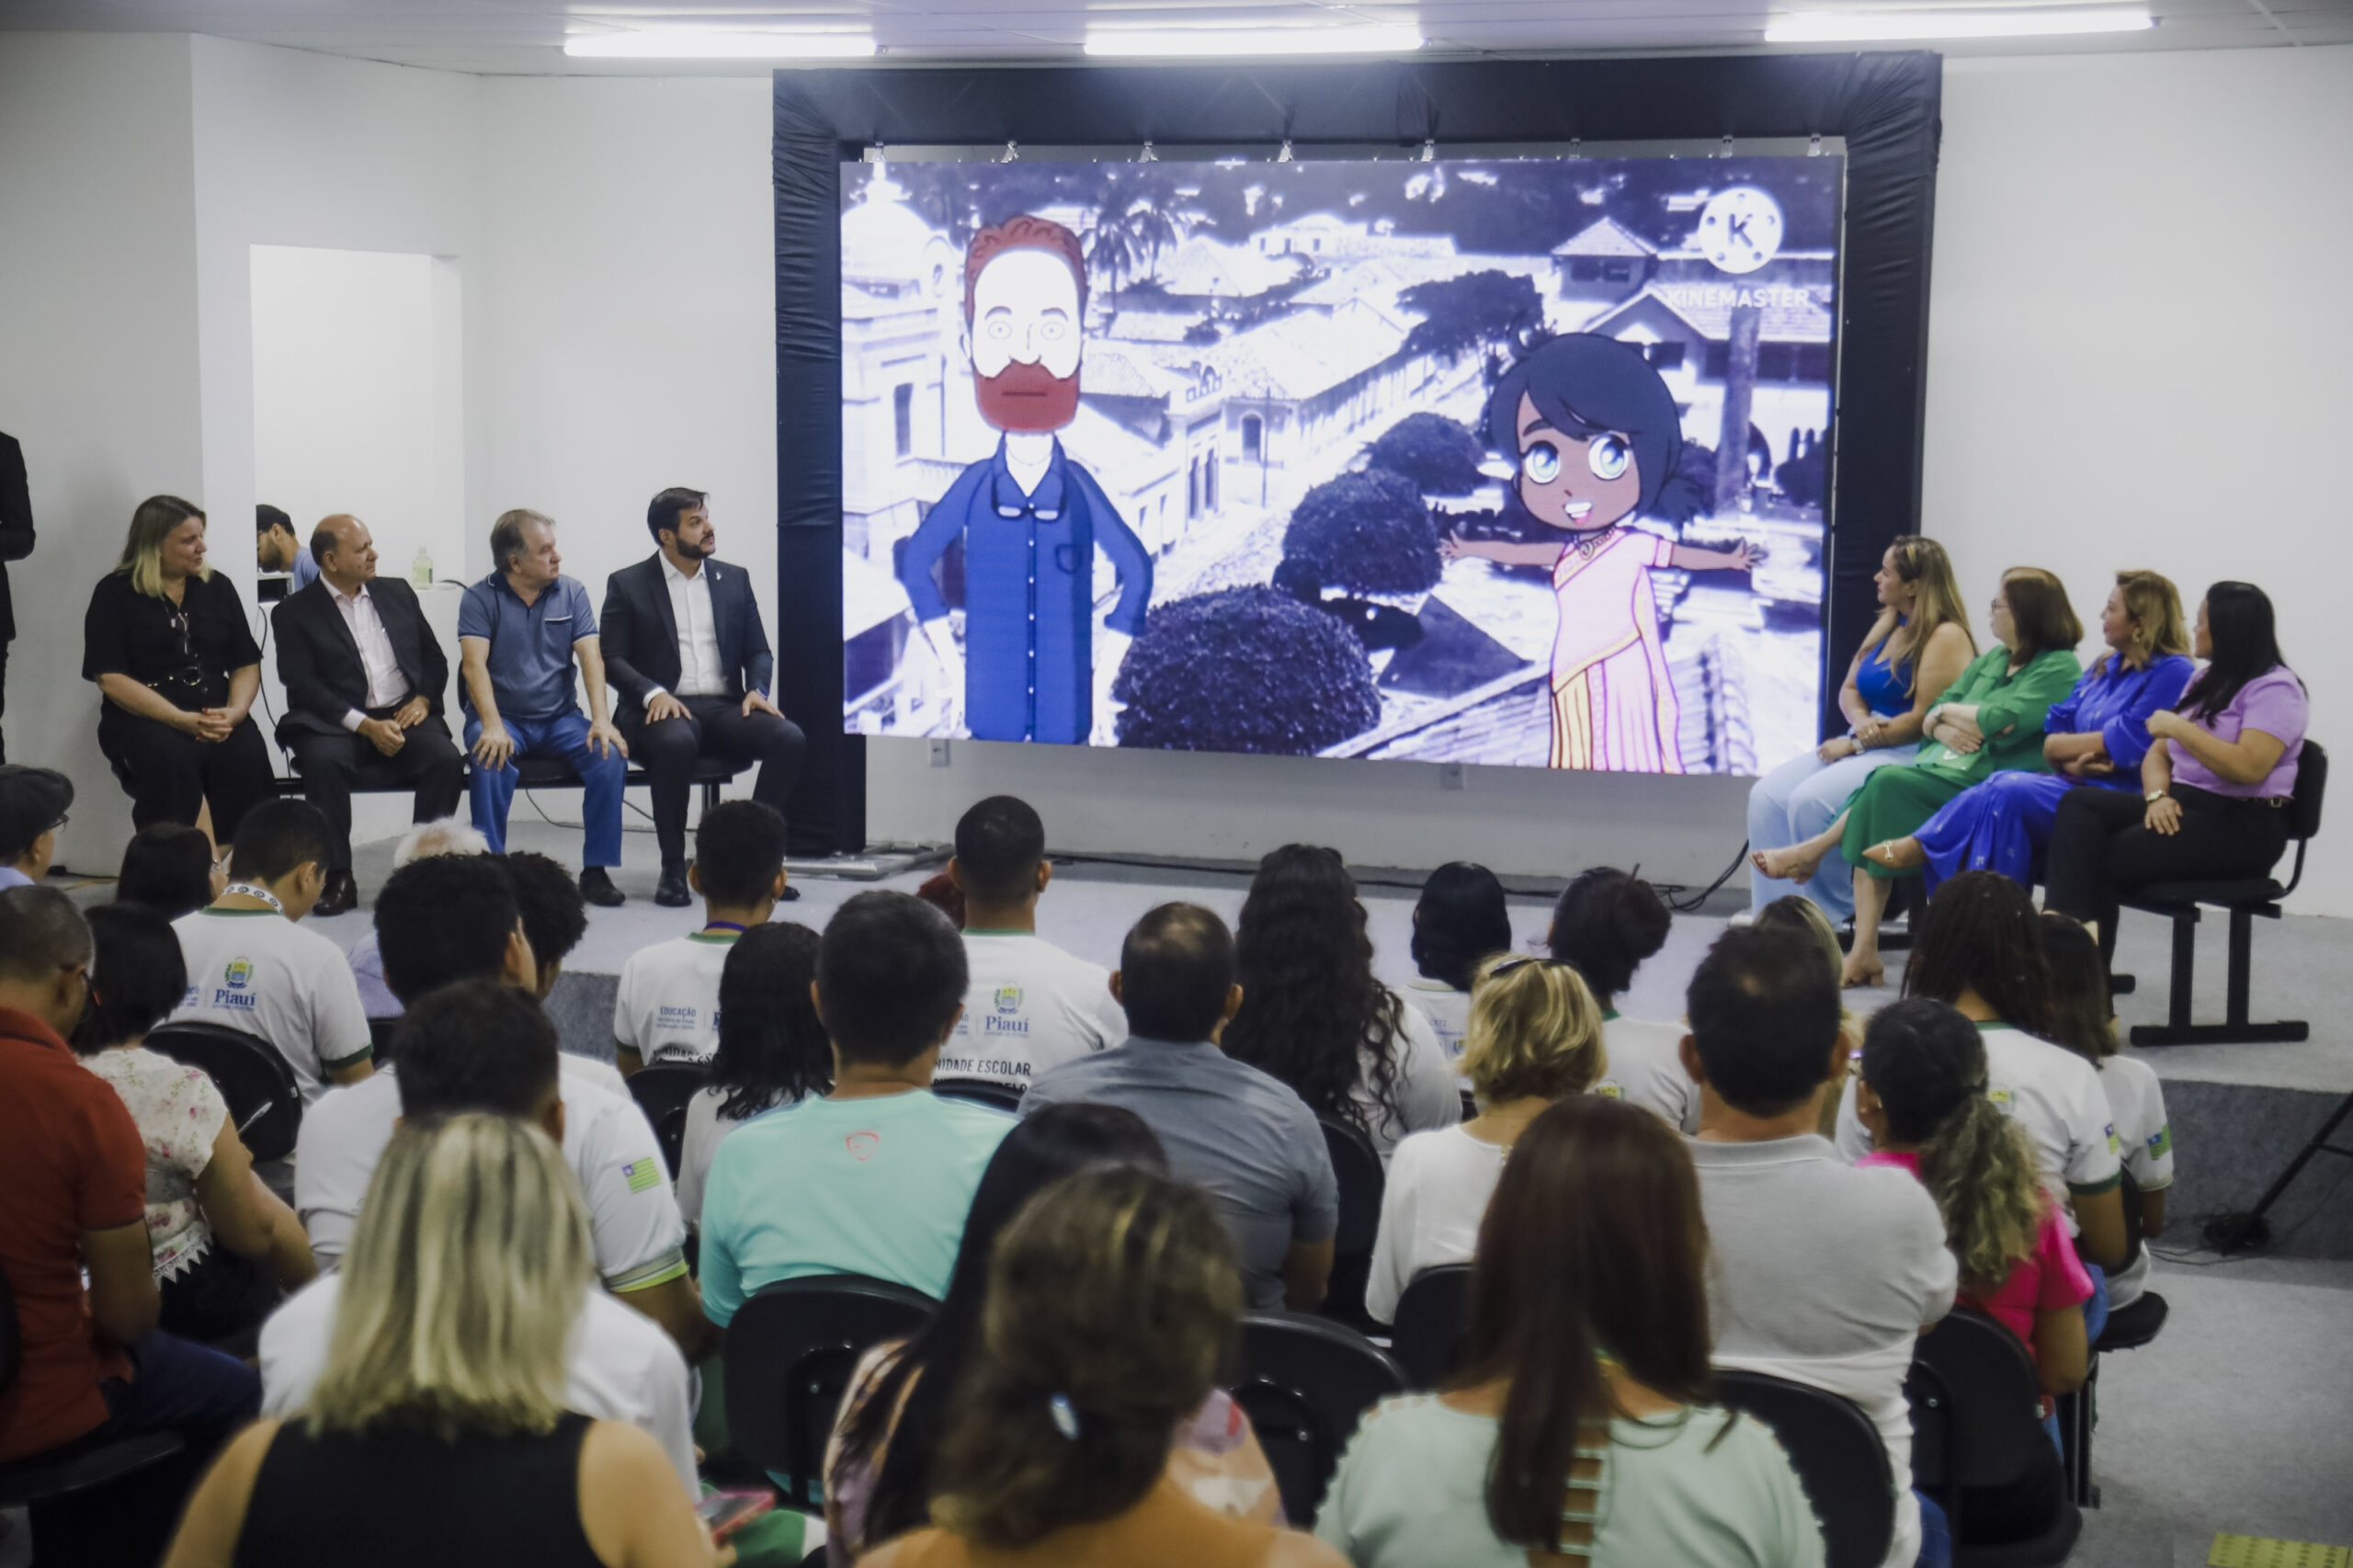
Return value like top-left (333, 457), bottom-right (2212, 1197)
top-left (895, 215), bottom-right (1152, 745)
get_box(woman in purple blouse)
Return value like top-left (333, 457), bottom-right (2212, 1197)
top-left (2045, 582), bottom-right (2308, 962)
top-left (1863, 571), bottom-right (2194, 897)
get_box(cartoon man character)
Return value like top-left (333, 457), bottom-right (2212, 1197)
top-left (897, 215), bottom-right (1153, 745)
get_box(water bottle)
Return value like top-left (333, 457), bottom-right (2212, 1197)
top-left (411, 546), bottom-right (433, 587)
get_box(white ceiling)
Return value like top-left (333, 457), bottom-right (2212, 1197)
top-left (1, 0), bottom-right (2347, 74)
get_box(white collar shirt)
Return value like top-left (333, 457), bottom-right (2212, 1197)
top-left (325, 579), bottom-right (410, 728)
top-left (658, 554), bottom-right (725, 700)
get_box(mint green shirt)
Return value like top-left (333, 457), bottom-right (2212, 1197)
top-left (698, 1089), bottom-right (1012, 1323)
top-left (1314, 1393), bottom-right (1824, 1568)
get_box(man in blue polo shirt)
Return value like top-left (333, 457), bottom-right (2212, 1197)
top-left (457, 508), bottom-right (630, 906)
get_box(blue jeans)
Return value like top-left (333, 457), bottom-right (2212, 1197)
top-left (97, 1328), bottom-right (262, 1460)
top-left (1748, 745), bottom-right (1907, 919)
top-left (1915, 1491), bottom-right (1952, 1568)
top-left (465, 710), bottom-right (625, 866)
top-left (2083, 1264), bottom-right (2110, 1346)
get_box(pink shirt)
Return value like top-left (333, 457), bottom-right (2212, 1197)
top-left (1859, 1150), bottom-right (2091, 1358)
top-left (2169, 665), bottom-right (2306, 800)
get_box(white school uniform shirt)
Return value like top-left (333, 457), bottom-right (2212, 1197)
top-left (1350, 1002), bottom-right (1465, 1166)
top-left (260, 1272), bottom-right (698, 1494)
top-left (1402, 979), bottom-right (1473, 1070)
top-left (1364, 1123), bottom-right (1509, 1325)
top-left (169, 908), bottom-right (374, 1104)
top-left (1837, 1021), bottom-right (2122, 1224)
top-left (647, 554), bottom-right (725, 702)
top-left (293, 1057), bottom-right (688, 1293)
top-left (2098, 1051), bottom-right (2175, 1308)
top-left (612, 929), bottom-right (738, 1069)
top-left (1595, 1011), bottom-right (1699, 1133)
top-left (937, 930), bottom-right (1128, 1091)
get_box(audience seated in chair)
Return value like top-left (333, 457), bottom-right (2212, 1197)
top-left (165, 799), bottom-right (374, 1104)
top-left (0, 763), bottom-right (70, 890)
top-left (614, 800), bottom-right (790, 1078)
top-left (1317, 1096), bottom-right (1826, 1568)
top-left (699, 891), bottom-right (1012, 1317)
top-left (118, 821), bottom-right (226, 923)
top-left (259, 984), bottom-right (697, 1491)
top-left (294, 856), bottom-right (707, 1359)
top-left (1851, 998), bottom-right (2087, 1547)
top-left (1547, 867), bottom-right (1688, 1130)
top-left (76, 903), bottom-right (314, 1345)
top-left (857, 1165), bottom-right (1345, 1568)
top-left (1020, 902), bottom-right (1338, 1312)
top-left (2035, 915), bottom-right (2173, 1312)
top-left (1681, 924), bottom-right (1955, 1568)
top-left (1402, 861), bottom-right (1513, 1066)
top-left (1750, 895), bottom-right (1862, 1141)
top-left (1224, 846), bottom-right (1461, 1165)
top-left (1832, 873), bottom-right (2129, 1278)
top-left (173, 1115), bottom-right (715, 1568)
top-left (936, 795), bottom-right (1127, 1094)
top-left (825, 1104), bottom-right (1283, 1561)
top-left (1365, 953), bottom-right (1606, 1325)
top-left (341, 818), bottom-right (489, 1020)
top-left (0, 886), bottom-right (260, 1501)
top-left (675, 920), bottom-right (827, 1230)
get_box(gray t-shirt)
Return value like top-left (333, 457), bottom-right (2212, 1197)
top-left (1020, 1037), bottom-right (1339, 1309)
top-left (1688, 1135), bottom-right (1956, 1568)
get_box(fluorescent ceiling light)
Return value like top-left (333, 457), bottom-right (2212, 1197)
top-left (1765, 6), bottom-right (2153, 42)
top-left (563, 30), bottom-right (877, 59)
top-left (1083, 26), bottom-right (1426, 57)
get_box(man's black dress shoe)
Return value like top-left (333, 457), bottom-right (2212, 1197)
top-left (655, 863), bottom-right (692, 908)
top-left (313, 870), bottom-right (359, 918)
top-left (579, 867), bottom-right (626, 908)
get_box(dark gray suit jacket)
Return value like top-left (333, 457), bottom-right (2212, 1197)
top-left (271, 575), bottom-right (451, 744)
top-left (598, 552), bottom-right (774, 710)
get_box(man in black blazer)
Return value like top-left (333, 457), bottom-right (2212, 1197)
top-left (273, 515), bottom-right (466, 915)
top-left (0, 432), bottom-right (34, 764)
top-left (601, 487), bottom-right (805, 906)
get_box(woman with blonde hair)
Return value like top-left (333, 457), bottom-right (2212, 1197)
top-left (1756, 567), bottom-right (2086, 987)
top-left (1854, 998), bottom-right (2089, 1546)
top-left (861, 1166), bottom-right (1343, 1568)
top-left (163, 1116), bottom-right (722, 1568)
top-left (1864, 569), bottom-right (2193, 896)
top-left (82, 495), bottom-right (275, 846)
top-left (1365, 954), bottom-right (1607, 1324)
top-left (1749, 534), bottom-right (1976, 920)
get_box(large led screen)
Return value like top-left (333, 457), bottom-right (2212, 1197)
top-left (841, 153), bottom-right (1842, 775)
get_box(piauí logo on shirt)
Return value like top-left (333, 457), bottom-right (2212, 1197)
top-left (993, 984), bottom-right (1023, 1014)
top-left (223, 960), bottom-right (254, 990)
top-left (213, 958), bottom-right (258, 1011)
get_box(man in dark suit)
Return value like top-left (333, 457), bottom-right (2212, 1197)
top-left (0, 432), bottom-right (34, 764)
top-left (273, 515), bottom-right (466, 915)
top-left (601, 487), bottom-right (805, 907)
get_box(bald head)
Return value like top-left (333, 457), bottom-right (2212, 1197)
top-left (1116, 902), bottom-right (1241, 1044)
top-left (0, 885), bottom-right (92, 1036)
top-left (312, 514), bottom-right (376, 593)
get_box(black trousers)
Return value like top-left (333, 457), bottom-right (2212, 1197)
top-left (2044, 783), bottom-right (2291, 962)
top-left (0, 642), bottom-right (9, 762)
top-left (288, 717), bottom-right (467, 873)
top-left (98, 704), bottom-right (276, 844)
top-left (619, 693), bottom-right (806, 866)
top-left (159, 1244), bottom-right (280, 1353)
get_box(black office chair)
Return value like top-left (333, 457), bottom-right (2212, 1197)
top-left (1908, 1308), bottom-right (2082, 1566)
top-left (2058, 1167), bottom-right (2169, 1507)
top-left (1718, 1371), bottom-right (1895, 1568)
top-left (0, 1267), bottom-right (190, 1565)
top-left (2123, 739), bottom-right (2326, 1045)
top-left (929, 1078), bottom-right (1025, 1115)
top-left (1387, 1264), bottom-right (1472, 1392)
top-left (1233, 1311), bottom-right (1406, 1522)
top-left (624, 1061), bottom-right (711, 1178)
top-left (723, 1274), bottom-right (938, 1508)
top-left (145, 1020), bottom-right (303, 1163)
top-left (1315, 1116), bottom-right (1385, 1334)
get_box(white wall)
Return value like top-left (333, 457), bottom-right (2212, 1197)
top-left (0, 34), bottom-right (204, 870)
top-left (1924, 46), bottom-right (2353, 912)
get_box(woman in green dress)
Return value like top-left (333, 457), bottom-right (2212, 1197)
top-left (1755, 567), bottom-right (2083, 988)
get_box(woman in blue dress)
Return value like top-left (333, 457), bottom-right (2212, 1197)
top-left (1748, 535), bottom-right (1975, 919)
top-left (1863, 571), bottom-right (2194, 895)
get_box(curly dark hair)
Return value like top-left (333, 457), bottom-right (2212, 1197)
top-left (1223, 844), bottom-right (1407, 1138)
top-left (1546, 867), bottom-right (1671, 1006)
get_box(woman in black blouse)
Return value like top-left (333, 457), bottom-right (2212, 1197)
top-left (84, 496), bottom-right (274, 846)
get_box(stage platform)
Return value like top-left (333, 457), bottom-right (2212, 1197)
top-left (214, 815), bottom-right (2353, 1263)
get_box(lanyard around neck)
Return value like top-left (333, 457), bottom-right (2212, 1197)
top-left (222, 882), bottom-right (285, 915)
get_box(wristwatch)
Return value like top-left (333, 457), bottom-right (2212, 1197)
top-left (2144, 790), bottom-right (2166, 802)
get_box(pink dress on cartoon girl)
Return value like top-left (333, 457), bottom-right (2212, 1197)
top-left (1547, 528), bottom-right (1685, 774)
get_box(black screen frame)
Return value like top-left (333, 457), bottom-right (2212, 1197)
top-left (775, 52), bottom-right (1941, 856)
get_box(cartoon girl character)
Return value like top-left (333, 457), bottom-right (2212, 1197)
top-left (1441, 335), bottom-right (1756, 774)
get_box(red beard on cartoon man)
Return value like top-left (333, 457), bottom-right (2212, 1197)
top-left (974, 357), bottom-right (1080, 433)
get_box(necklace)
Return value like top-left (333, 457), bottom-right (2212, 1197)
top-left (222, 882), bottom-right (284, 915)
top-left (1569, 526), bottom-right (1621, 562)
